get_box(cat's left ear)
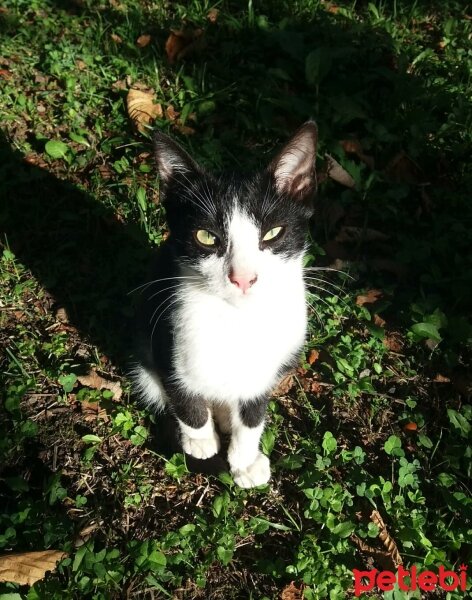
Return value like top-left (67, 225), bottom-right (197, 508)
top-left (154, 130), bottom-right (199, 183)
top-left (269, 121), bottom-right (317, 201)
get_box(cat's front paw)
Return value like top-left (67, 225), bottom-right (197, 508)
top-left (231, 452), bottom-right (271, 488)
top-left (181, 431), bottom-right (220, 460)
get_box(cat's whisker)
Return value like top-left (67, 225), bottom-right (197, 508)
top-left (128, 275), bottom-right (201, 295)
top-left (147, 282), bottom-right (200, 302)
top-left (305, 299), bottom-right (323, 326)
top-left (304, 280), bottom-right (354, 312)
top-left (303, 275), bottom-right (349, 295)
top-left (305, 288), bottom-right (335, 312)
top-left (178, 172), bottom-right (217, 218)
top-left (304, 266), bottom-right (355, 280)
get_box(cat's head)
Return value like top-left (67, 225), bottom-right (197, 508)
top-left (154, 123), bottom-right (317, 305)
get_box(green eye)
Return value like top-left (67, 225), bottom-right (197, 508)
top-left (262, 226), bottom-right (283, 242)
top-left (195, 229), bottom-right (217, 246)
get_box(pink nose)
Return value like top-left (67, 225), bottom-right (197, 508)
top-left (229, 270), bottom-right (258, 293)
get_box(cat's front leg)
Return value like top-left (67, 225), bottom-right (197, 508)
top-left (167, 384), bottom-right (220, 459)
top-left (228, 398), bottom-right (271, 488)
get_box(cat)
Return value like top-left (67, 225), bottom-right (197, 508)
top-left (133, 122), bottom-right (317, 488)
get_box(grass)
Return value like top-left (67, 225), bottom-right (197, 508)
top-left (0, 0), bottom-right (471, 598)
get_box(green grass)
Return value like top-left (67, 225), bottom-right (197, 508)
top-left (0, 0), bottom-right (471, 598)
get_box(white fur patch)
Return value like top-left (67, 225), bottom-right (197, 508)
top-left (171, 206), bottom-right (307, 402)
top-left (131, 364), bottom-right (167, 411)
top-left (179, 409), bottom-right (220, 459)
top-left (232, 453), bottom-right (271, 488)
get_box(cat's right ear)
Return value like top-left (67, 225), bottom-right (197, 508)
top-left (154, 131), bottom-right (199, 183)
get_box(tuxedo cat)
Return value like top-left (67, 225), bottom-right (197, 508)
top-left (133, 122), bottom-right (317, 487)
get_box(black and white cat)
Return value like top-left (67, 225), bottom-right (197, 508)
top-left (133, 122), bottom-right (317, 488)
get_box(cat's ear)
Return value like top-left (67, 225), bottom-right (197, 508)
top-left (269, 121), bottom-right (317, 200)
top-left (154, 131), bottom-right (199, 183)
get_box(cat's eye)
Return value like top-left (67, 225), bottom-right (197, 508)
top-left (262, 226), bottom-right (284, 242)
top-left (195, 229), bottom-right (218, 247)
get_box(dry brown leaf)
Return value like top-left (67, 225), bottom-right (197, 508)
top-left (383, 333), bottom-right (403, 353)
top-left (370, 510), bottom-right (403, 567)
top-left (307, 349), bottom-right (319, 365)
top-left (281, 581), bottom-right (304, 600)
top-left (55, 307), bottom-right (69, 323)
top-left (310, 380), bottom-right (324, 395)
top-left (174, 123), bottom-right (196, 136)
top-left (374, 314), bottom-right (386, 328)
top-left (0, 69), bottom-right (12, 79)
top-left (0, 550), bottom-right (67, 586)
top-left (165, 105), bottom-right (179, 121)
top-left (434, 373), bottom-right (450, 383)
top-left (127, 88), bottom-right (163, 132)
top-left (326, 154), bottom-right (355, 188)
top-left (110, 33), bottom-right (123, 44)
top-left (403, 422), bottom-right (418, 432)
top-left (356, 289), bottom-right (383, 306)
top-left (207, 8), bottom-right (219, 23)
top-left (341, 138), bottom-right (375, 169)
top-left (165, 27), bottom-right (204, 64)
top-left (75, 59), bottom-right (87, 71)
top-left (80, 400), bottom-right (109, 423)
top-left (273, 373), bottom-right (295, 396)
top-left (136, 34), bottom-right (151, 48)
top-left (77, 370), bottom-right (122, 401)
top-left (350, 534), bottom-right (392, 571)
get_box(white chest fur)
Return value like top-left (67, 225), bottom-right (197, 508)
top-left (172, 276), bottom-right (307, 403)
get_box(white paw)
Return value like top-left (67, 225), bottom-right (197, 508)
top-left (181, 431), bottom-right (220, 459)
top-left (231, 453), bottom-right (271, 488)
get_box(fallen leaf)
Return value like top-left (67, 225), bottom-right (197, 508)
top-left (77, 370), bottom-right (122, 401)
top-left (374, 314), bottom-right (386, 327)
top-left (75, 59), bottom-right (87, 71)
top-left (111, 79), bottom-right (127, 92)
top-left (273, 373), bottom-right (295, 396)
top-left (310, 380), bottom-right (324, 394)
top-left (326, 154), bottom-right (355, 188)
top-left (80, 400), bottom-right (109, 423)
top-left (136, 34), bottom-right (151, 48)
top-left (383, 333), bottom-right (403, 353)
top-left (404, 422), bottom-right (418, 432)
top-left (174, 123), bottom-right (196, 136)
top-left (0, 550), bottom-right (66, 586)
top-left (307, 349), bottom-right (319, 365)
top-left (370, 510), bottom-right (403, 568)
top-left (207, 8), bottom-right (219, 23)
top-left (126, 88), bottom-right (163, 132)
top-left (165, 104), bottom-right (179, 121)
top-left (281, 581), bottom-right (304, 600)
top-left (0, 69), bottom-right (12, 79)
top-left (110, 33), bottom-right (123, 44)
top-left (165, 27), bottom-right (204, 64)
top-left (341, 138), bottom-right (374, 169)
top-left (55, 307), bottom-right (69, 323)
top-left (356, 289), bottom-right (383, 306)
top-left (434, 373), bottom-right (450, 383)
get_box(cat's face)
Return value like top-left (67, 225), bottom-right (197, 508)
top-left (154, 123), bottom-right (317, 306)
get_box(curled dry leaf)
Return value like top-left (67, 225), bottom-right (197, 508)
top-left (174, 123), bottom-right (196, 136)
top-left (0, 69), bottom-right (12, 79)
top-left (110, 32), bottom-right (123, 44)
top-left (77, 370), bottom-right (122, 401)
top-left (0, 550), bottom-right (67, 586)
top-left (127, 88), bottom-right (163, 132)
top-left (326, 154), bottom-right (355, 188)
top-left (273, 373), bottom-right (295, 396)
top-left (307, 349), bottom-right (319, 365)
top-left (165, 105), bottom-right (179, 121)
top-left (356, 289), bottom-right (383, 306)
top-left (136, 34), bottom-right (151, 48)
top-left (370, 510), bottom-right (403, 568)
top-left (404, 422), bottom-right (418, 432)
top-left (165, 27), bottom-right (204, 64)
top-left (341, 138), bottom-right (375, 169)
top-left (207, 8), bottom-right (219, 23)
top-left (281, 581), bottom-right (304, 600)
